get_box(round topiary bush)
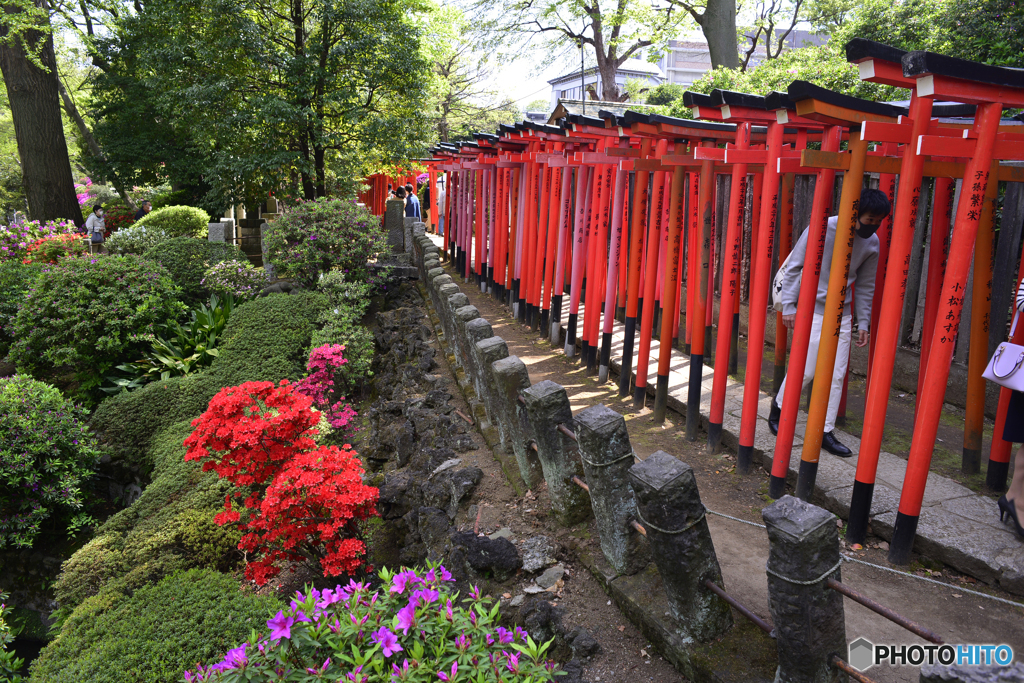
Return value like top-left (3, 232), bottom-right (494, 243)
top-left (133, 205), bottom-right (211, 238)
top-left (106, 223), bottom-right (173, 256)
top-left (0, 375), bottom-right (100, 549)
top-left (142, 237), bottom-right (248, 304)
top-left (262, 198), bottom-right (387, 287)
top-left (8, 255), bottom-right (185, 396)
top-left (0, 260), bottom-right (41, 358)
top-left (30, 569), bottom-right (281, 683)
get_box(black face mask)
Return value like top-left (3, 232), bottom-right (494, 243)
top-left (856, 220), bottom-right (878, 239)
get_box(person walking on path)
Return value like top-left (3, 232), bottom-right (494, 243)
top-left (404, 183), bottom-right (420, 219)
top-left (999, 278), bottom-right (1024, 540)
top-left (84, 203), bottom-right (106, 253)
top-left (768, 188), bottom-right (891, 456)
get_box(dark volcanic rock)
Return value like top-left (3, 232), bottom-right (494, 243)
top-left (517, 597), bottom-right (564, 643)
top-left (450, 531), bottom-right (521, 581)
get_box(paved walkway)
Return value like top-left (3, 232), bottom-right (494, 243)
top-left (429, 236), bottom-right (1024, 596)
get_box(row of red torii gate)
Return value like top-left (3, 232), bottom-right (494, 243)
top-left (359, 39), bottom-right (1024, 565)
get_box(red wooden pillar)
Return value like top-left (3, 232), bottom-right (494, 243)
top-left (708, 122), bottom-right (751, 450)
top-left (618, 138), bottom-right (653, 395)
top-left (768, 124), bottom-right (843, 498)
top-left (686, 140), bottom-right (717, 439)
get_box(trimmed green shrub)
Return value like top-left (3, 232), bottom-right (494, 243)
top-left (202, 260), bottom-right (269, 302)
top-left (32, 569), bottom-right (279, 683)
top-left (262, 198), bottom-right (387, 287)
top-left (142, 238), bottom-right (247, 304)
top-left (311, 270), bottom-right (375, 394)
top-left (0, 261), bottom-right (41, 358)
top-left (89, 292), bottom-right (327, 470)
top-left (0, 376), bottom-right (100, 549)
top-left (105, 223), bottom-right (173, 256)
top-left (8, 255), bottom-right (185, 397)
top-left (52, 420), bottom-right (239, 613)
top-left (134, 205), bottom-right (210, 238)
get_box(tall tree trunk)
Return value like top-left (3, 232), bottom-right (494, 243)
top-left (598, 59), bottom-right (620, 101)
top-left (55, 76), bottom-right (138, 212)
top-left (700, 0), bottom-right (739, 69)
top-left (0, 3), bottom-right (83, 225)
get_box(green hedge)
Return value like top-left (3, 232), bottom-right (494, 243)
top-left (89, 291), bottom-right (327, 470)
top-left (133, 205), bottom-right (210, 238)
top-left (142, 237), bottom-right (248, 304)
top-left (32, 569), bottom-right (279, 683)
top-left (0, 260), bottom-right (41, 358)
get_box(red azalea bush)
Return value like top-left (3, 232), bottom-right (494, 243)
top-left (183, 380), bottom-right (378, 586)
top-left (22, 233), bottom-right (86, 265)
top-left (103, 201), bottom-right (137, 232)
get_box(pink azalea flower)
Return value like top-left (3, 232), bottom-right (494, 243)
top-left (496, 627), bottom-right (514, 645)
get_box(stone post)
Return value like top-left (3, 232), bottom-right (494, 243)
top-left (628, 451), bottom-right (732, 643)
top-left (413, 221), bottom-right (427, 239)
top-left (522, 381), bottom-right (590, 525)
top-left (491, 356), bottom-right (543, 489)
top-left (208, 222), bottom-right (226, 242)
top-left (386, 199), bottom-right (405, 253)
top-left (403, 216), bottom-right (415, 255)
top-left (575, 404), bottom-right (650, 575)
top-left (464, 318), bottom-right (494, 394)
top-left (430, 273), bottom-right (454, 316)
top-left (260, 222), bottom-right (274, 277)
top-left (221, 218), bottom-right (235, 244)
top-left (762, 495), bottom-right (846, 683)
top-left (441, 291), bottom-right (469, 349)
top-left (452, 305), bottom-right (481, 374)
top-left (474, 336), bottom-right (509, 432)
top-left (434, 284), bottom-right (460, 339)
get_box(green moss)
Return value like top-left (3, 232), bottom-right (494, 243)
top-left (31, 569), bottom-right (279, 683)
top-left (53, 420), bottom-right (239, 613)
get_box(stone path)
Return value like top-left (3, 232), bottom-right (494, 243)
top-left (429, 235), bottom-right (1024, 597)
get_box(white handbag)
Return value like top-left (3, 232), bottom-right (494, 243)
top-left (983, 313), bottom-right (1024, 392)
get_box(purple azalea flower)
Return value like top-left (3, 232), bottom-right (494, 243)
top-left (371, 626), bottom-right (403, 657)
top-left (390, 570), bottom-right (417, 595)
top-left (486, 634), bottom-right (494, 646)
top-left (346, 665), bottom-right (366, 683)
top-left (505, 651), bottom-right (520, 674)
top-left (437, 660), bottom-right (459, 682)
top-left (469, 585), bottom-right (482, 600)
top-left (437, 565), bottom-right (454, 582)
top-left (455, 633), bottom-right (471, 651)
top-left (443, 599), bottom-right (454, 621)
top-left (411, 587), bottom-right (440, 607)
top-left (396, 604), bottom-right (417, 635)
top-left (392, 659), bottom-right (411, 680)
top-left (514, 626), bottom-right (529, 643)
top-left (267, 611), bottom-right (294, 640)
top-left (496, 626), bottom-right (514, 645)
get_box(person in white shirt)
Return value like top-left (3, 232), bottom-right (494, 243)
top-left (84, 204), bottom-right (106, 253)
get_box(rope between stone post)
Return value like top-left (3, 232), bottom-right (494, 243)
top-left (579, 451), bottom-right (635, 468)
top-left (634, 506), bottom-right (706, 535)
top-left (765, 558), bottom-right (843, 586)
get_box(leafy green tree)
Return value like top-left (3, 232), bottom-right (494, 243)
top-left (422, 6), bottom-right (522, 143)
top-left (644, 82), bottom-right (685, 105)
top-left (90, 0), bottom-right (430, 210)
top-left (472, 0), bottom-right (688, 102)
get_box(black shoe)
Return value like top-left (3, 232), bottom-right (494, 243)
top-left (768, 399), bottom-right (781, 436)
top-left (821, 431), bottom-right (853, 457)
top-left (999, 496), bottom-right (1024, 540)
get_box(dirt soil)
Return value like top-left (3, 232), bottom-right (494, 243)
top-left (431, 271), bottom-right (1024, 683)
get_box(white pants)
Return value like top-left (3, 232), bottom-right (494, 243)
top-left (776, 313), bottom-right (852, 433)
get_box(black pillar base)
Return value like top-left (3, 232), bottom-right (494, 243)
top-left (565, 313), bottom-right (578, 357)
top-left (737, 444), bottom-right (753, 475)
top-left (887, 511), bottom-right (919, 565)
top-left (795, 459), bottom-right (817, 502)
top-left (686, 354), bottom-right (703, 440)
top-left (986, 459), bottom-right (1010, 493)
top-left (962, 447), bottom-right (981, 475)
top-left (619, 317), bottom-right (637, 397)
top-left (768, 473), bottom-right (787, 499)
top-left (540, 309), bottom-right (549, 334)
top-left (845, 479), bottom-right (874, 545)
top-left (653, 374), bottom-right (670, 422)
top-left (707, 421), bottom-right (723, 454)
top-left (633, 383), bottom-right (646, 409)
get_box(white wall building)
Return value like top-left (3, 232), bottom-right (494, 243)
top-left (548, 58), bottom-right (664, 110)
